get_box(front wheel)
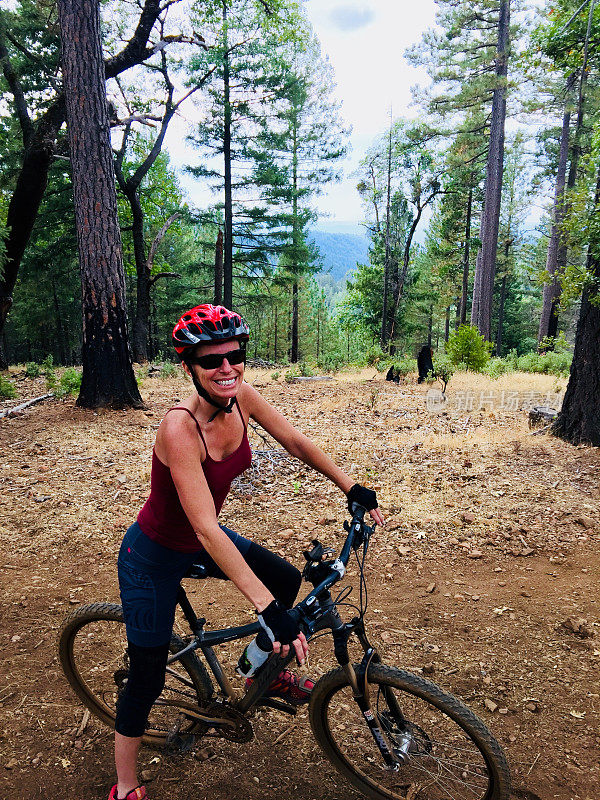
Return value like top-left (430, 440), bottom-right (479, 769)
top-left (59, 603), bottom-right (214, 748)
top-left (309, 663), bottom-right (511, 800)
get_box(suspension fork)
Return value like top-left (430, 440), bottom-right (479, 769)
top-left (332, 621), bottom-right (399, 770)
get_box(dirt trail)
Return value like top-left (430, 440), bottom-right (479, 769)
top-left (0, 369), bottom-right (598, 800)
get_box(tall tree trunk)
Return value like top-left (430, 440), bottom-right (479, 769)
top-left (380, 121), bottom-right (392, 350)
top-left (553, 169), bottom-right (600, 446)
top-left (460, 188), bottom-right (472, 325)
top-left (496, 274), bottom-right (507, 356)
top-left (427, 305), bottom-right (433, 347)
top-left (51, 278), bottom-right (68, 364)
top-left (57, 0), bottom-right (142, 408)
top-left (214, 228), bottom-right (224, 304)
top-left (222, 1), bottom-right (233, 308)
top-left (291, 282), bottom-right (298, 362)
top-left (538, 85), bottom-right (573, 344)
top-left (274, 304), bottom-right (278, 363)
top-left (543, 5), bottom-right (595, 344)
top-left (471, 0), bottom-right (510, 340)
top-left (0, 98), bottom-right (66, 368)
top-left (444, 306), bottom-right (450, 342)
top-left (0, 0), bottom-right (166, 367)
top-left (128, 189), bottom-right (150, 363)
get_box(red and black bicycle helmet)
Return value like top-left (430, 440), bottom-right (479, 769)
top-left (172, 304), bottom-right (249, 356)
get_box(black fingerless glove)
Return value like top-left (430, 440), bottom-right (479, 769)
top-left (347, 483), bottom-right (378, 514)
top-left (258, 600), bottom-right (300, 645)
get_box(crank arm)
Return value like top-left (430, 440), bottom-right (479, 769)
top-left (154, 698), bottom-right (236, 730)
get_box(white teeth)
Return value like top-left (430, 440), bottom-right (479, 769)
top-left (215, 379), bottom-right (236, 386)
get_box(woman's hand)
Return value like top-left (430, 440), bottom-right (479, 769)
top-left (257, 600), bottom-right (309, 664)
top-left (347, 483), bottom-right (385, 527)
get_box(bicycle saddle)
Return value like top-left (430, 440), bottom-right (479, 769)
top-left (185, 561), bottom-right (210, 579)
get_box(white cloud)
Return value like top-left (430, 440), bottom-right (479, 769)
top-left (329, 4), bottom-right (376, 32)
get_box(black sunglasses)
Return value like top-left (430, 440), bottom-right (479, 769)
top-left (187, 348), bottom-right (246, 370)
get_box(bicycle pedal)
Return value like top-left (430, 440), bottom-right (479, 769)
top-left (164, 733), bottom-right (196, 755)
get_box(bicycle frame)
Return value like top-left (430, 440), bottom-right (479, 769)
top-left (165, 507), bottom-right (406, 768)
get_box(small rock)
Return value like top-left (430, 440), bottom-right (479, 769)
top-left (484, 699), bottom-right (498, 713)
top-left (471, 595), bottom-right (480, 601)
top-left (279, 529), bottom-right (294, 540)
top-left (575, 515), bottom-right (594, 530)
top-left (11, 634), bottom-right (21, 643)
top-left (422, 663), bottom-right (435, 675)
top-left (5, 758), bottom-right (18, 769)
top-left (195, 746), bottom-right (215, 761)
top-left (397, 546), bottom-right (410, 557)
top-left (520, 548), bottom-right (535, 557)
top-left (562, 617), bottom-right (594, 639)
top-left (461, 512), bottom-right (475, 524)
top-left (140, 770), bottom-right (155, 782)
top-left (498, 707), bottom-right (509, 715)
top-left (467, 550), bottom-right (483, 559)
top-left (524, 702), bottom-right (539, 713)
top-left (425, 582), bottom-right (436, 593)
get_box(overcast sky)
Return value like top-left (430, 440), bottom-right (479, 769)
top-left (168, 0), bottom-right (438, 232)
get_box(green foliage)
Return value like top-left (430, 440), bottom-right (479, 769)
top-left (392, 356), bottom-right (417, 378)
top-left (431, 352), bottom-right (454, 388)
top-left (270, 371), bottom-right (281, 380)
top-left (26, 362), bottom-right (41, 378)
top-left (0, 373), bottom-right (17, 399)
top-left (365, 345), bottom-right (388, 368)
top-left (298, 361), bottom-right (315, 377)
top-left (42, 355), bottom-right (56, 390)
top-left (515, 350), bottom-right (572, 377)
top-left (284, 366), bottom-right (300, 382)
top-left (446, 325), bottom-right (492, 371)
top-left (159, 362), bottom-right (178, 379)
top-left (55, 367), bottom-right (82, 398)
top-left (483, 357), bottom-right (514, 379)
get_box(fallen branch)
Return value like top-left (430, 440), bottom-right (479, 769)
top-left (0, 393), bottom-right (53, 419)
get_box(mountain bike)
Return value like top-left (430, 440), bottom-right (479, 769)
top-left (59, 508), bottom-right (511, 799)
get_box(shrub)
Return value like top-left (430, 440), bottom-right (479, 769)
top-left (26, 362), bottom-right (41, 378)
top-left (271, 371), bottom-right (281, 381)
top-left (483, 357), bottom-right (513, 380)
top-left (298, 361), bottom-right (315, 377)
top-left (365, 345), bottom-right (386, 367)
top-left (0, 374), bottom-right (17, 399)
top-left (516, 350), bottom-right (572, 378)
top-left (55, 367), bottom-right (82, 398)
top-left (393, 356), bottom-right (417, 378)
top-left (284, 366), bottom-right (300, 382)
top-left (42, 355), bottom-right (56, 390)
top-left (160, 361), bottom-right (178, 379)
top-left (446, 325), bottom-right (492, 372)
top-left (317, 353), bottom-right (344, 372)
top-left (431, 353), bottom-right (455, 392)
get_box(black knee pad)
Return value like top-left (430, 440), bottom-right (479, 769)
top-left (115, 641), bottom-right (170, 737)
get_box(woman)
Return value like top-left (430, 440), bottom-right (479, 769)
top-left (109, 304), bottom-right (383, 800)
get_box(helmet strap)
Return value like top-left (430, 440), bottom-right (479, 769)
top-left (185, 361), bottom-right (236, 422)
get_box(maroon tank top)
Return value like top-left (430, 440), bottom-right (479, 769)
top-left (137, 401), bottom-right (252, 552)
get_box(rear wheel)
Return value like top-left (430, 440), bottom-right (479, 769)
top-left (59, 603), bottom-right (213, 748)
top-left (309, 663), bottom-right (511, 800)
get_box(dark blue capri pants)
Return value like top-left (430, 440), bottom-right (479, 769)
top-left (115, 522), bottom-right (301, 737)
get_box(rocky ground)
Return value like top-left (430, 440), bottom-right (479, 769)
top-left (0, 367), bottom-right (598, 800)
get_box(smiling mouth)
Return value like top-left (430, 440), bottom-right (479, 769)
top-left (214, 378), bottom-right (236, 387)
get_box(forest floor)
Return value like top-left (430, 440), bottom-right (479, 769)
top-left (0, 366), bottom-right (598, 800)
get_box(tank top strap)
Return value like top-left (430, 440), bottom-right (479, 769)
top-left (234, 397), bottom-right (247, 430)
top-left (166, 406), bottom-right (210, 454)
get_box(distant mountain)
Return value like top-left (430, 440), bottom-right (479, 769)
top-left (309, 229), bottom-right (370, 284)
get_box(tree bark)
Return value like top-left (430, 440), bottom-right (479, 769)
top-left (0, 0), bottom-right (167, 366)
top-left (57, 0), bottom-right (142, 408)
top-left (496, 274), bottom-right (507, 356)
top-left (471, 0), bottom-right (510, 340)
top-left (460, 188), bottom-right (472, 325)
top-left (538, 86), bottom-right (573, 344)
top-left (222, 0), bottom-right (233, 308)
top-left (380, 122), bottom-right (393, 350)
top-left (291, 282), bottom-right (298, 363)
top-left (214, 228), bottom-right (224, 304)
top-left (553, 168), bottom-right (600, 446)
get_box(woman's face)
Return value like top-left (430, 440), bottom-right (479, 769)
top-left (188, 339), bottom-right (245, 404)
